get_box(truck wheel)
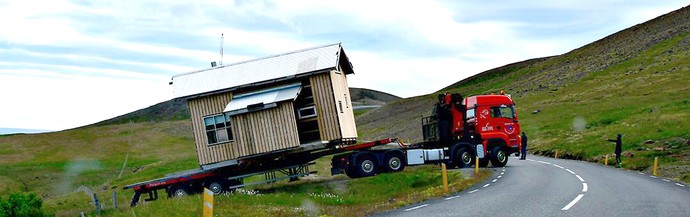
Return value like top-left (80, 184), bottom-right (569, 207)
top-left (205, 179), bottom-right (226, 195)
top-left (479, 158), bottom-right (489, 167)
top-left (453, 148), bottom-right (474, 168)
top-left (355, 153), bottom-right (378, 177)
top-left (383, 152), bottom-right (406, 172)
top-left (344, 165), bottom-right (360, 178)
top-left (490, 147), bottom-right (508, 167)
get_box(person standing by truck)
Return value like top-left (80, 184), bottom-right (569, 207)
top-left (520, 132), bottom-right (527, 160)
top-left (607, 134), bottom-right (623, 167)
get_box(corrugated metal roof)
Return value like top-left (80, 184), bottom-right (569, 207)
top-left (171, 43), bottom-right (349, 99)
top-left (224, 83), bottom-right (301, 115)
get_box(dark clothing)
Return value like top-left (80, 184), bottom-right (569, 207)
top-left (607, 134), bottom-right (623, 166)
top-left (520, 132), bottom-right (527, 160)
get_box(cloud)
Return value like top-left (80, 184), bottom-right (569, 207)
top-left (0, 0), bottom-right (687, 131)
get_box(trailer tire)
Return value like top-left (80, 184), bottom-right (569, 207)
top-left (453, 148), bottom-right (474, 168)
top-left (383, 152), bottom-right (406, 172)
top-left (490, 146), bottom-right (508, 167)
top-left (354, 153), bottom-right (378, 177)
top-left (205, 179), bottom-right (226, 195)
top-left (169, 186), bottom-right (189, 198)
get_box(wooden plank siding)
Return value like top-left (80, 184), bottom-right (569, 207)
top-left (310, 73), bottom-right (341, 141)
top-left (189, 91), bottom-right (301, 165)
top-left (187, 92), bottom-right (234, 165)
top-left (232, 102), bottom-right (300, 157)
top-left (329, 70), bottom-right (357, 139)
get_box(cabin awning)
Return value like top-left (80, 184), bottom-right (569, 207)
top-left (224, 83), bottom-right (302, 116)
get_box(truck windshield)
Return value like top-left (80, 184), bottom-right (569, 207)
top-left (490, 106), bottom-right (515, 119)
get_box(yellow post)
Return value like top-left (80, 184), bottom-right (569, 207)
top-left (605, 155), bottom-right (609, 166)
top-left (203, 188), bottom-right (213, 217)
top-left (441, 163), bottom-right (449, 194)
top-left (653, 157), bottom-right (659, 176)
top-left (475, 157), bottom-right (479, 175)
top-left (555, 150), bottom-right (559, 159)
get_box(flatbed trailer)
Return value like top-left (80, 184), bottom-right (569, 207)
top-left (124, 138), bottom-right (395, 207)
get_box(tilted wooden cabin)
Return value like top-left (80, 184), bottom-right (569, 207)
top-left (171, 43), bottom-right (357, 168)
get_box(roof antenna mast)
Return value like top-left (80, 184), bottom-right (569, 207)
top-left (219, 33), bottom-right (224, 66)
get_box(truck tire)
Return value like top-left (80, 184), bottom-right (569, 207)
top-left (478, 158), bottom-right (489, 167)
top-left (383, 152), bottom-right (406, 172)
top-left (490, 146), bottom-right (508, 167)
top-left (453, 148), bottom-right (474, 168)
top-left (354, 153), bottom-right (378, 177)
top-left (344, 165), bottom-right (359, 178)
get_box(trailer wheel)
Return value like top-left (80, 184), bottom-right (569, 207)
top-left (205, 179), bottom-right (226, 195)
top-left (453, 148), bottom-right (474, 168)
top-left (169, 186), bottom-right (189, 198)
top-left (490, 146), bottom-right (508, 167)
top-left (355, 153), bottom-right (378, 177)
top-left (383, 152), bottom-right (406, 172)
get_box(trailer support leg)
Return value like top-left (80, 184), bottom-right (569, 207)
top-left (144, 190), bottom-right (158, 202)
top-left (130, 192), bottom-right (141, 207)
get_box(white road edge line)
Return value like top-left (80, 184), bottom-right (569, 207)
top-left (500, 172), bottom-right (504, 175)
top-left (676, 183), bottom-right (685, 187)
top-left (492, 179), bottom-right (498, 183)
top-left (565, 169), bottom-right (576, 175)
top-left (562, 194), bottom-right (585, 211)
top-left (582, 183), bottom-right (588, 192)
top-left (663, 179), bottom-right (670, 182)
top-left (483, 184), bottom-right (490, 188)
top-left (638, 172), bottom-right (644, 175)
top-left (553, 164), bottom-right (564, 169)
top-left (497, 175), bottom-right (502, 178)
top-left (650, 175), bottom-right (658, 178)
top-left (527, 159), bottom-right (535, 162)
top-left (469, 189), bottom-right (479, 194)
top-left (444, 195), bottom-right (460, 200)
top-left (537, 160), bottom-right (551, 164)
top-left (404, 204), bottom-right (430, 211)
top-left (576, 175), bottom-right (585, 182)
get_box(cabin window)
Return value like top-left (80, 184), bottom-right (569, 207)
top-left (204, 113), bottom-right (233, 145)
top-left (298, 106), bottom-right (317, 119)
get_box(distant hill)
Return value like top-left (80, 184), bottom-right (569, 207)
top-left (358, 5), bottom-right (690, 180)
top-left (0, 128), bottom-right (50, 135)
top-left (92, 87), bottom-right (400, 127)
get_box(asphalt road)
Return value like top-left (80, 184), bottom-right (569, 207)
top-left (376, 155), bottom-right (690, 217)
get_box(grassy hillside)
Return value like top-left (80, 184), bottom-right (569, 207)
top-left (358, 6), bottom-right (690, 180)
top-left (91, 88), bottom-right (399, 127)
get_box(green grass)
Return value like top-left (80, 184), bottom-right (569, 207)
top-left (106, 166), bottom-right (489, 217)
top-left (0, 119), bottom-right (491, 217)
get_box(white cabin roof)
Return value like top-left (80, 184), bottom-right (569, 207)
top-left (171, 43), bottom-right (353, 99)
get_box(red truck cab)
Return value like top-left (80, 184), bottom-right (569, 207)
top-left (465, 94), bottom-right (521, 153)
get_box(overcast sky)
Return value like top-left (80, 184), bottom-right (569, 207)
top-left (0, 1), bottom-right (687, 132)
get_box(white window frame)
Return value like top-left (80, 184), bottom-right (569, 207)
top-left (203, 113), bottom-right (234, 146)
top-left (298, 106), bottom-right (318, 119)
